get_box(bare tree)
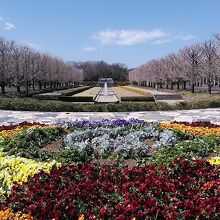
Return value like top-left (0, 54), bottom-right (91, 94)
top-left (0, 38), bottom-right (12, 94)
top-left (11, 42), bottom-right (25, 93)
top-left (180, 44), bottom-right (204, 93)
top-left (0, 36), bottom-right (85, 95)
top-left (214, 33), bottom-right (220, 47)
top-left (202, 40), bottom-right (218, 94)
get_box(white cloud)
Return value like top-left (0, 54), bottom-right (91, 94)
top-left (152, 35), bottom-right (195, 44)
top-left (83, 46), bottom-right (97, 51)
top-left (92, 28), bottom-right (195, 46)
top-left (4, 22), bottom-right (16, 30)
top-left (92, 28), bottom-right (170, 46)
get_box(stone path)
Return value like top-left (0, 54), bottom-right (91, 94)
top-left (0, 108), bottom-right (220, 125)
top-left (128, 86), bottom-right (183, 104)
top-left (94, 87), bottom-right (119, 103)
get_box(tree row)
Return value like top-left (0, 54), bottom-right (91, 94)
top-left (0, 37), bottom-right (84, 94)
top-left (129, 34), bottom-right (220, 94)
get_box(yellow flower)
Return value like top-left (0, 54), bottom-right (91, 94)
top-left (208, 157), bottom-right (220, 165)
top-left (160, 122), bottom-right (220, 136)
top-left (0, 153), bottom-right (59, 198)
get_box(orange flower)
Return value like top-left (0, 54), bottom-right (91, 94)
top-left (160, 122), bottom-right (220, 136)
top-left (78, 214), bottom-right (85, 220)
top-left (203, 181), bottom-right (214, 190)
top-left (0, 125), bottom-right (55, 138)
top-left (0, 208), bottom-right (33, 220)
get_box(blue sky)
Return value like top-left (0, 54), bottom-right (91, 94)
top-left (0, 0), bottom-right (219, 68)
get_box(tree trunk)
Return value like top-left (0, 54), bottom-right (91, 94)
top-left (26, 83), bottom-right (29, 92)
top-left (207, 77), bottom-right (213, 94)
top-left (171, 82), bottom-right (173, 90)
top-left (177, 81), bottom-right (180, 90)
top-left (191, 83), bottom-right (195, 93)
top-left (16, 85), bottom-right (21, 93)
top-left (38, 82), bottom-right (42, 90)
top-left (0, 85), bottom-right (5, 95)
top-left (208, 85), bottom-right (212, 94)
top-left (183, 81), bottom-right (186, 90)
top-left (32, 80), bottom-right (35, 90)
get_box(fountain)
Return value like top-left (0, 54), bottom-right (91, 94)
top-left (103, 82), bottom-right (108, 96)
top-left (94, 78), bottom-right (119, 103)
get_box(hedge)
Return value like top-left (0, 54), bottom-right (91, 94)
top-left (120, 96), bottom-right (155, 102)
top-left (61, 86), bottom-right (92, 96)
top-left (59, 96), bottom-right (94, 102)
top-left (1, 96), bottom-right (220, 112)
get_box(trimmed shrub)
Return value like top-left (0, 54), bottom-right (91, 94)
top-left (61, 86), bottom-right (92, 96)
top-left (114, 81), bottom-right (130, 86)
top-left (59, 96), bottom-right (94, 102)
top-left (121, 96), bottom-right (154, 102)
top-left (1, 95), bottom-right (220, 112)
top-left (33, 94), bottom-right (60, 100)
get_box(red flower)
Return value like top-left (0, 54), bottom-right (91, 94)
top-left (205, 205), bottom-right (213, 216)
top-left (100, 206), bottom-right (107, 218)
top-left (184, 200), bottom-right (193, 209)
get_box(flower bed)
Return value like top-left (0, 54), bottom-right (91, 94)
top-left (0, 120), bottom-right (219, 219)
top-left (1, 160), bottom-right (219, 219)
top-left (0, 153), bottom-right (58, 198)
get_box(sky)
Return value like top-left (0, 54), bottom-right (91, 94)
top-left (0, 0), bottom-right (219, 68)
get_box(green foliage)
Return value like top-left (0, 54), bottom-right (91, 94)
top-left (1, 95), bottom-right (220, 112)
top-left (1, 127), bottom-right (65, 160)
top-left (59, 96), bottom-right (94, 102)
top-left (60, 86), bottom-right (92, 96)
top-left (54, 148), bottom-right (94, 164)
top-left (120, 96), bottom-right (155, 102)
top-left (152, 135), bottom-right (220, 166)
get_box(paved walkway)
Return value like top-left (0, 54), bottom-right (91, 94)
top-left (127, 86), bottom-right (183, 104)
top-left (0, 108), bottom-right (220, 125)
